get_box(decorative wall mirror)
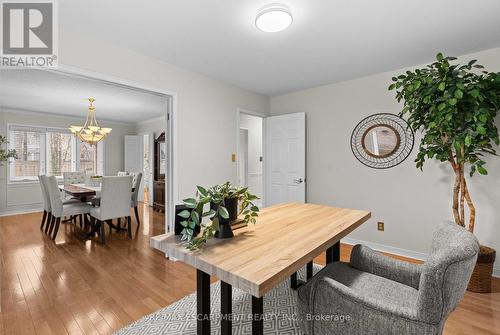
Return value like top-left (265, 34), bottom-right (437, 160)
top-left (351, 113), bottom-right (414, 169)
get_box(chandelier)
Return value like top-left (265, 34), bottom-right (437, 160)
top-left (69, 98), bottom-right (112, 146)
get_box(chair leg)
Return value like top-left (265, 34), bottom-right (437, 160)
top-left (107, 219), bottom-right (113, 235)
top-left (79, 214), bottom-right (83, 228)
top-left (40, 210), bottom-right (47, 230)
top-left (48, 215), bottom-right (56, 236)
top-left (45, 213), bottom-right (53, 234)
top-left (134, 206), bottom-right (140, 225)
top-left (100, 221), bottom-right (106, 244)
top-left (117, 217), bottom-right (121, 230)
top-left (127, 216), bottom-right (132, 239)
top-left (52, 218), bottom-right (61, 240)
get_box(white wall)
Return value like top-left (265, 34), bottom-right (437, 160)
top-left (239, 114), bottom-right (263, 200)
top-left (270, 47), bottom-right (500, 272)
top-left (59, 31), bottom-right (270, 202)
top-left (0, 108), bottom-right (135, 215)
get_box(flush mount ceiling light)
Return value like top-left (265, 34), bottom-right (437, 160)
top-left (255, 4), bottom-right (292, 33)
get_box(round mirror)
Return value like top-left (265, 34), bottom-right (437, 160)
top-left (351, 113), bottom-right (414, 169)
top-left (361, 125), bottom-right (400, 158)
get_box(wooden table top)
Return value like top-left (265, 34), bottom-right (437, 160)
top-left (61, 184), bottom-right (98, 197)
top-left (158, 202), bottom-right (371, 297)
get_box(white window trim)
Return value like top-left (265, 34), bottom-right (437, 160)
top-left (7, 123), bottom-right (105, 184)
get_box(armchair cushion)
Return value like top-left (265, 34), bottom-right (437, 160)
top-left (298, 262), bottom-right (437, 335)
top-left (350, 244), bottom-right (422, 289)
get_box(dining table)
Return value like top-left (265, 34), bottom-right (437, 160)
top-left (154, 202), bottom-right (371, 335)
top-left (59, 183), bottom-right (132, 237)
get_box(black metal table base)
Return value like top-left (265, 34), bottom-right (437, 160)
top-left (290, 261), bottom-right (314, 290)
top-left (197, 270), bottom-right (210, 335)
top-left (221, 281), bottom-right (232, 335)
top-left (196, 270), bottom-right (264, 335)
top-left (326, 241), bottom-right (340, 264)
top-left (252, 296), bottom-right (264, 335)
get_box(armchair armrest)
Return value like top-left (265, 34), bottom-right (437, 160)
top-left (349, 244), bottom-right (422, 289)
top-left (308, 276), bottom-right (420, 333)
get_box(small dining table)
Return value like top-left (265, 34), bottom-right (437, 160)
top-left (156, 202), bottom-right (371, 335)
top-left (59, 183), bottom-right (101, 201)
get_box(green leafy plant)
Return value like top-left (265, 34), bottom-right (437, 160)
top-left (389, 53), bottom-right (500, 232)
top-left (0, 135), bottom-right (18, 165)
top-left (178, 182), bottom-right (260, 250)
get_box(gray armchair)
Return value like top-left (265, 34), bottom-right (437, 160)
top-left (297, 222), bottom-right (479, 335)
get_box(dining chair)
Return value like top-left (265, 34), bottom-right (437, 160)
top-left (63, 171), bottom-right (87, 185)
top-left (90, 176), bottom-right (133, 244)
top-left (130, 172), bottom-right (143, 225)
top-left (45, 176), bottom-right (92, 240)
top-left (38, 175), bottom-right (52, 231)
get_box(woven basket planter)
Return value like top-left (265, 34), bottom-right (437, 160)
top-left (467, 245), bottom-right (496, 293)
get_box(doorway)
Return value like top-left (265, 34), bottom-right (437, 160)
top-left (237, 111), bottom-right (264, 207)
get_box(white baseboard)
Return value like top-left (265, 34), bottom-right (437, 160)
top-left (0, 206), bottom-right (42, 217)
top-left (341, 237), bottom-right (500, 278)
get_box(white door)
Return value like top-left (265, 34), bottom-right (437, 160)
top-left (238, 128), bottom-right (249, 187)
top-left (124, 135), bottom-right (144, 200)
top-left (265, 112), bottom-right (306, 205)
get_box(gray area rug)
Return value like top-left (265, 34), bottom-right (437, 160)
top-left (114, 265), bottom-right (321, 334)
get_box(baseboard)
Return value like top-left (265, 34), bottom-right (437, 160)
top-left (341, 237), bottom-right (428, 261)
top-left (0, 207), bottom-right (42, 217)
top-left (341, 237), bottom-right (500, 278)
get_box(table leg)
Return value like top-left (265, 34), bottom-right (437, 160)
top-left (197, 270), bottom-right (210, 335)
top-left (252, 296), bottom-right (263, 335)
top-left (221, 281), bottom-right (232, 335)
top-left (307, 261), bottom-right (313, 280)
top-left (326, 241), bottom-right (340, 264)
top-left (290, 260), bottom-right (314, 290)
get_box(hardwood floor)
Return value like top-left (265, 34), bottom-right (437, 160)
top-left (1, 203), bottom-right (499, 334)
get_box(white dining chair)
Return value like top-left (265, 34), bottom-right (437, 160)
top-left (90, 176), bottom-right (133, 244)
top-left (130, 172), bottom-right (143, 225)
top-left (38, 175), bottom-right (52, 231)
top-left (63, 171), bottom-right (87, 185)
top-left (45, 176), bottom-right (92, 240)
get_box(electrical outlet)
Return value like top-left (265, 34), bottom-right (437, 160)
top-left (377, 221), bottom-right (385, 231)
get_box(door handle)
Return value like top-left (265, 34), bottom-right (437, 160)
top-left (293, 178), bottom-right (304, 184)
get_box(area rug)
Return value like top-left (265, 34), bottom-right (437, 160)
top-left (114, 265), bottom-right (321, 334)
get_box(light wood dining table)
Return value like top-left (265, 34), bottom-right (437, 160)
top-left (156, 202), bottom-right (371, 335)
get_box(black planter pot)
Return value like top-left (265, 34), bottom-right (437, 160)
top-left (211, 197), bottom-right (238, 239)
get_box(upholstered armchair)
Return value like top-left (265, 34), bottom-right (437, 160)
top-left (297, 222), bottom-right (479, 335)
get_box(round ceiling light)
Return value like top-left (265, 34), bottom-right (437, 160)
top-left (255, 4), bottom-right (292, 33)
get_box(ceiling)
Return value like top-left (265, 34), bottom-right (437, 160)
top-left (60, 0), bottom-right (500, 96)
top-left (0, 70), bottom-right (167, 123)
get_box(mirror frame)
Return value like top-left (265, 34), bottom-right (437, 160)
top-left (350, 113), bottom-right (414, 169)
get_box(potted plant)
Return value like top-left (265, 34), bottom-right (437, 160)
top-left (389, 53), bottom-right (500, 292)
top-left (178, 182), bottom-right (260, 250)
top-left (0, 135), bottom-right (18, 164)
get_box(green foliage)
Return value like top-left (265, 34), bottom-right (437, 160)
top-left (389, 53), bottom-right (500, 176)
top-left (0, 135), bottom-right (18, 165)
top-left (179, 182), bottom-right (260, 250)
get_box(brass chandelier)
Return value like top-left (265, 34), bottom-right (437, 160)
top-left (69, 98), bottom-right (112, 146)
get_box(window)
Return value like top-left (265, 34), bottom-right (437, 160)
top-left (47, 132), bottom-right (75, 177)
top-left (10, 129), bottom-right (43, 180)
top-left (79, 141), bottom-right (96, 174)
top-left (8, 124), bottom-right (104, 182)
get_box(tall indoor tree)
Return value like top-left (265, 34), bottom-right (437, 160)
top-left (389, 53), bottom-right (500, 233)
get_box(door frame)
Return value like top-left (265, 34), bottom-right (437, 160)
top-left (44, 64), bottom-right (178, 235)
top-left (236, 108), bottom-right (267, 207)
